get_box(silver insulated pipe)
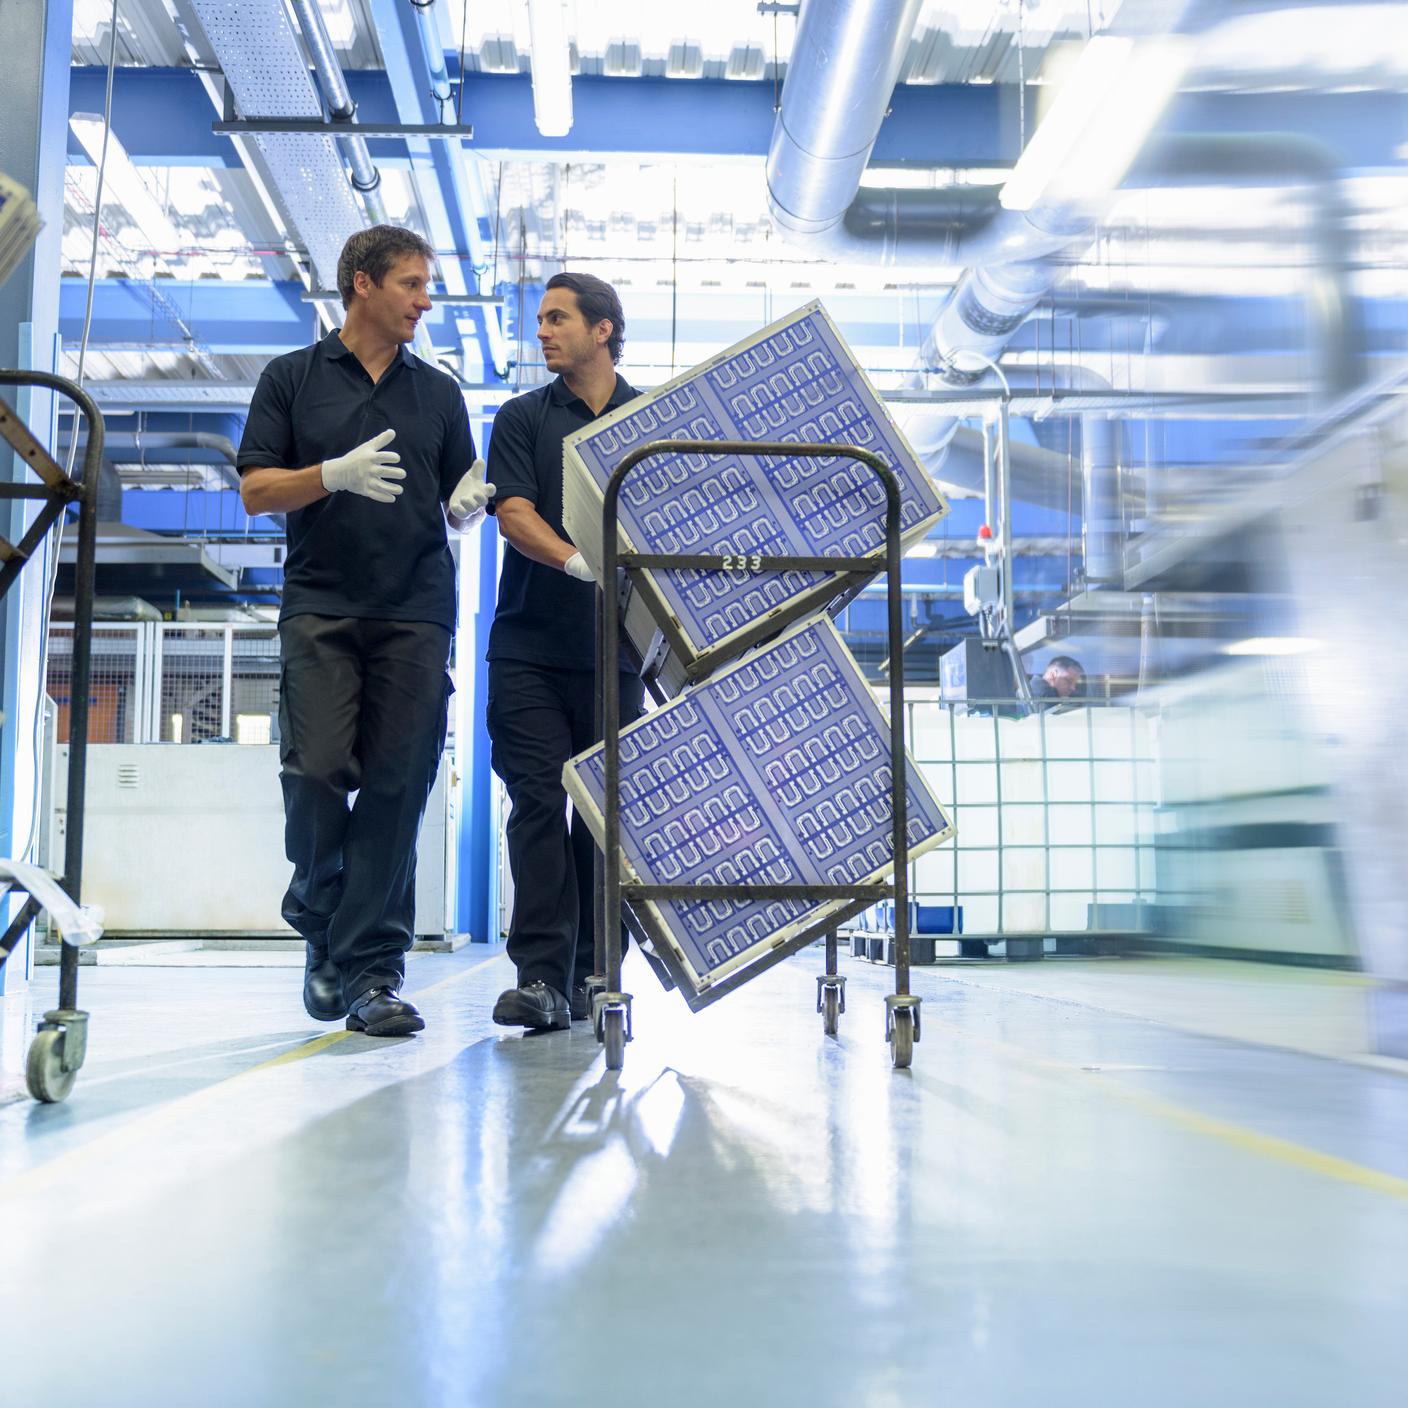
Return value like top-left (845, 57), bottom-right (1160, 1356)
top-left (766, 0), bottom-right (925, 238)
top-left (290, 0), bottom-right (389, 225)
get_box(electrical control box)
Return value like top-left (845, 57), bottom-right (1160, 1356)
top-left (939, 638), bottom-right (1017, 709)
top-left (963, 562), bottom-right (1002, 615)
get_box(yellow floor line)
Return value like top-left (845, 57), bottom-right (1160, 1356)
top-left (1110, 1084), bottom-right (1408, 1202)
top-left (931, 1019), bottom-right (1408, 1203)
top-left (0, 952), bottom-right (509, 1202)
top-left (237, 951), bottom-right (510, 1074)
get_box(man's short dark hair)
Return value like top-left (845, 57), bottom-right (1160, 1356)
top-left (1047, 655), bottom-right (1084, 677)
top-left (337, 225), bottom-right (435, 308)
top-left (545, 271), bottom-right (626, 363)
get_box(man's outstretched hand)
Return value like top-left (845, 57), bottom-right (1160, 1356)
top-left (321, 429), bottom-right (405, 503)
top-left (448, 458), bottom-right (496, 527)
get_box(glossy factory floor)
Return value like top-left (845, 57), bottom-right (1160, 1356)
top-left (2, 948), bottom-right (1407, 1407)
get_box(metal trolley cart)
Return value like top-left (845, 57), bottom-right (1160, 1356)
top-left (0, 370), bottom-right (103, 1103)
top-left (582, 438), bottom-right (941, 1073)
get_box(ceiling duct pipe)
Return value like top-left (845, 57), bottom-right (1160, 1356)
top-left (767, 0), bottom-right (1357, 592)
top-left (407, 0), bottom-right (455, 112)
top-left (766, 0), bottom-right (926, 239)
top-left (765, 0), bottom-right (1132, 490)
top-left (765, 0), bottom-right (1097, 269)
top-left (60, 432), bottom-right (242, 490)
top-left (290, 0), bottom-right (389, 225)
top-left (1081, 416), bottom-right (1123, 587)
top-left (1131, 131), bottom-right (1360, 403)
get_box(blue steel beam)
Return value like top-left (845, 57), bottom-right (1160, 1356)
top-left (1, 0), bottom-right (74, 994)
top-left (365, 0), bottom-right (503, 378)
top-left (68, 68), bottom-right (1408, 171)
top-left (59, 278), bottom-right (316, 354)
top-left (118, 486), bottom-right (274, 535)
top-left (366, 0), bottom-right (503, 943)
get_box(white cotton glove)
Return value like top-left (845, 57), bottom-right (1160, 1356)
top-left (320, 428), bottom-right (405, 503)
top-left (564, 552), bottom-right (596, 582)
top-left (448, 458), bottom-right (496, 526)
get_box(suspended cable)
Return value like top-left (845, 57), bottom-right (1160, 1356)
top-left (670, 175), bottom-right (679, 377)
top-left (1016, 0), bottom-right (1027, 155)
top-left (67, 0), bottom-right (120, 475)
top-left (456, 0), bottom-right (471, 125)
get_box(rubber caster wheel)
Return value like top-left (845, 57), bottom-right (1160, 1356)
top-left (602, 1006), bottom-right (627, 1071)
top-left (889, 1008), bottom-right (914, 1070)
top-left (822, 986), bottom-right (840, 1037)
top-left (26, 1029), bottom-right (76, 1104)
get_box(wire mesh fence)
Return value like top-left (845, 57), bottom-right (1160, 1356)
top-left (44, 625), bottom-right (1154, 940)
top-left (47, 623), bottom-right (280, 744)
top-left (45, 624), bottom-right (143, 745)
top-left (906, 694), bottom-right (1159, 937)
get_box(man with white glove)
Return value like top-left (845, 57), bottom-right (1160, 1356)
top-left (238, 225), bottom-right (481, 1039)
top-left (446, 457), bottom-right (496, 530)
top-left (320, 427), bottom-right (405, 502)
top-left (484, 272), bottom-right (644, 1033)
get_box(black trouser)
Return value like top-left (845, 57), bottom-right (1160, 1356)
top-left (278, 614), bottom-right (452, 1002)
top-left (487, 658), bottom-right (644, 1000)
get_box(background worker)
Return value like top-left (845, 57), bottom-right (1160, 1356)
top-left (485, 272), bottom-right (644, 1032)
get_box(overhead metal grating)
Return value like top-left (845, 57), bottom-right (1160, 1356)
top-left (188, 0), bottom-right (367, 289)
top-left (84, 381), bottom-right (260, 409)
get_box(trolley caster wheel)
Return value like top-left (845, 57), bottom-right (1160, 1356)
top-left (602, 1006), bottom-right (627, 1071)
top-left (889, 1008), bottom-right (914, 1069)
top-left (26, 1029), bottom-right (77, 1104)
top-left (816, 974), bottom-right (846, 1039)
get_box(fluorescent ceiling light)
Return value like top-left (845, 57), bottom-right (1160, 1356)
top-left (70, 113), bottom-right (183, 254)
top-left (319, 0), bottom-right (358, 47)
top-left (1198, 6), bottom-right (1408, 81)
top-left (526, 0), bottom-right (574, 137)
top-left (858, 166), bottom-right (1013, 190)
top-left (1222, 637), bottom-right (1322, 657)
top-left (999, 35), bottom-right (1190, 213)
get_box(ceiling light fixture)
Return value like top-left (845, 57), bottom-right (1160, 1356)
top-left (526, 0), bottom-right (574, 137)
top-left (999, 35), bottom-right (1191, 213)
top-left (1221, 637), bottom-right (1322, 657)
top-left (69, 112), bottom-right (183, 254)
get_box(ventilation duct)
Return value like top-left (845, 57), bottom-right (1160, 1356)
top-left (765, 0), bottom-right (1361, 572)
top-left (60, 432), bottom-right (240, 490)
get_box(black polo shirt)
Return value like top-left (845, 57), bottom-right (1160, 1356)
top-left (237, 329), bottom-right (476, 629)
top-left (486, 373), bottom-right (638, 670)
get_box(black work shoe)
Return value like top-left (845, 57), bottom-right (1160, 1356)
top-left (346, 987), bottom-right (425, 1037)
top-left (570, 985), bottom-right (591, 1022)
top-left (493, 981), bottom-right (570, 1032)
top-left (303, 946), bottom-right (345, 1022)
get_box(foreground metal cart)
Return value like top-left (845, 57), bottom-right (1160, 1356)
top-left (586, 438), bottom-right (927, 1072)
top-left (0, 370), bottom-right (102, 1103)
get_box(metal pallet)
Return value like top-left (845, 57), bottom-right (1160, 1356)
top-left (0, 370), bottom-right (102, 1102)
top-left (585, 438), bottom-right (934, 1072)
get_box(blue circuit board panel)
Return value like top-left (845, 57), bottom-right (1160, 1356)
top-left (565, 303), bottom-right (945, 658)
top-left (570, 622), bottom-right (952, 983)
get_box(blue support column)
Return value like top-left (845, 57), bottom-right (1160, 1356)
top-left (453, 436), bottom-right (499, 942)
top-left (0, 0), bottom-right (75, 995)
